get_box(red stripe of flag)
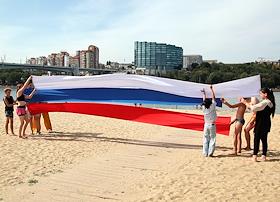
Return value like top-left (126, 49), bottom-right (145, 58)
top-left (28, 103), bottom-right (231, 135)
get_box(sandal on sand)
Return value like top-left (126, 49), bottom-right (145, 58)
top-left (261, 155), bottom-right (266, 162)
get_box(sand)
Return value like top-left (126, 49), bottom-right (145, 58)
top-left (0, 103), bottom-right (279, 201)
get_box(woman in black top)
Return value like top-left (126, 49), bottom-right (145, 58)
top-left (242, 88), bottom-right (276, 162)
top-left (16, 76), bottom-right (36, 138)
top-left (3, 87), bottom-right (15, 135)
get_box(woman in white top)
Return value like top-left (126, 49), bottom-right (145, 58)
top-left (241, 88), bottom-right (275, 162)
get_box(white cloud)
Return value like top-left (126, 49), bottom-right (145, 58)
top-left (1, 0), bottom-right (280, 63)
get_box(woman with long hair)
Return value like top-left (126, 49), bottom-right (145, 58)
top-left (242, 88), bottom-right (276, 161)
top-left (16, 76), bottom-right (36, 138)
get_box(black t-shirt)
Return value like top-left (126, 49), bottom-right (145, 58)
top-left (3, 96), bottom-right (14, 111)
top-left (254, 105), bottom-right (272, 134)
top-left (17, 94), bottom-right (25, 101)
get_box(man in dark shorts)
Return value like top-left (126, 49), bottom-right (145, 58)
top-left (221, 98), bottom-right (250, 155)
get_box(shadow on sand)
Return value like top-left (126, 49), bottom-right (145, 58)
top-left (29, 131), bottom-right (233, 151)
top-left (215, 149), bottom-right (280, 161)
top-left (29, 132), bottom-right (280, 161)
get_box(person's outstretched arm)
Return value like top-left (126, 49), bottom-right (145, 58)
top-left (241, 98), bottom-right (271, 112)
top-left (17, 76), bottom-right (32, 97)
top-left (201, 88), bottom-right (206, 101)
top-left (25, 89), bottom-right (36, 99)
top-left (210, 85), bottom-right (215, 101)
top-left (221, 98), bottom-right (241, 108)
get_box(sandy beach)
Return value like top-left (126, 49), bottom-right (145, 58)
top-left (0, 103), bottom-right (279, 201)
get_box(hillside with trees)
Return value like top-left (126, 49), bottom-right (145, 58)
top-left (165, 62), bottom-right (280, 88)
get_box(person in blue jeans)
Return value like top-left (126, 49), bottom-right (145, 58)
top-left (201, 85), bottom-right (217, 157)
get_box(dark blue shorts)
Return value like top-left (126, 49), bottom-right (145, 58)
top-left (5, 109), bottom-right (14, 118)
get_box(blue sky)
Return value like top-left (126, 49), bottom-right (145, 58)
top-left (0, 0), bottom-right (279, 63)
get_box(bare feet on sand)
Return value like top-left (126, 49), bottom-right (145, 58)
top-left (252, 155), bottom-right (258, 162)
top-left (19, 135), bottom-right (28, 139)
top-left (23, 134), bottom-right (28, 139)
top-left (231, 150), bottom-right (238, 156)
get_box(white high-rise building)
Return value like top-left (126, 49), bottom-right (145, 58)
top-left (64, 55), bottom-right (70, 67)
top-left (183, 55), bottom-right (203, 69)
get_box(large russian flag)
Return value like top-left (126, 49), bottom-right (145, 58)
top-left (30, 74), bottom-right (260, 105)
top-left (28, 74), bottom-right (261, 136)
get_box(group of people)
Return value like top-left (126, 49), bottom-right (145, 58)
top-left (202, 86), bottom-right (275, 162)
top-left (2, 76), bottom-right (277, 161)
top-left (3, 76), bottom-right (52, 139)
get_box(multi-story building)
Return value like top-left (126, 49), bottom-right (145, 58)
top-left (64, 55), bottom-right (70, 67)
top-left (47, 53), bottom-right (57, 66)
top-left (26, 56), bottom-right (47, 65)
top-left (183, 55), bottom-right (203, 69)
top-left (87, 45), bottom-right (99, 68)
top-left (60, 51), bottom-right (69, 67)
top-left (46, 52), bottom-right (70, 67)
top-left (79, 45), bottom-right (99, 68)
top-left (69, 55), bottom-right (80, 68)
top-left (36, 56), bottom-right (48, 65)
top-left (27, 45), bottom-right (99, 68)
top-left (27, 58), bottom-right (36, 65)
top-left (69, 51), bottom-right (81, 68)
top-left (56, 53), bottom-right (63, 67)
top-left (134, 41), bottom-right (183, 70)
top-left (79, 50), bottom-right (87, 68)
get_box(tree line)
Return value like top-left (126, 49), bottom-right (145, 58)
top-left (1, 62), bottom-right (280, 88)
top-left (164, 62), bottom-right (280, 88)
top-left (0, 70), bottom-right (44, 85)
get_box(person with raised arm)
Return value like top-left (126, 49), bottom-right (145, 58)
top-left (16, 76), bottom-right (36, 138)
top-left (221, 97), bottom-right (249, 155)
top-left (241, 88), bottom-right (276, 162)
top-left (201, 85), bottom-right (217, 157)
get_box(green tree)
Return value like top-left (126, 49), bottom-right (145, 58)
top-left (206, 72), bottom-right (224, 84)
